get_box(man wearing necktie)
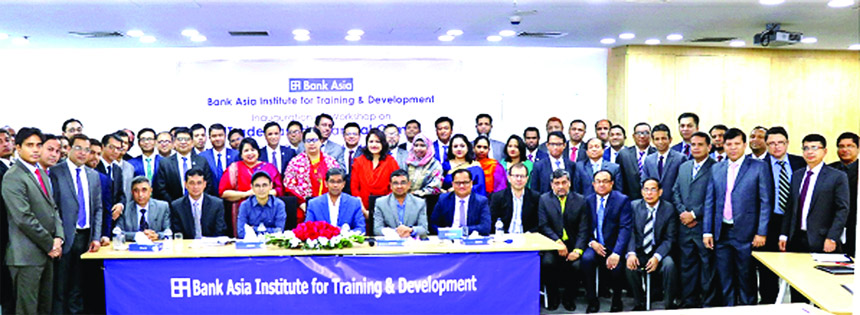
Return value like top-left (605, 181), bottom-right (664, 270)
top-left (522, 127), bottom-right (548, 164)
top-left (429, 169), bottom-right (491, 235)
top-left (576, 137), bottom-right (623, 197)
top-left (827, 132), bottom-right (858, 257)
top-left (153, 127), bottom-right (216, 202)
top-left (118, 176), bottom-right (171, 242)
top-left (432, 117), bottom-right (453, 163)
top-left (259, 122), bottom-right (297, 176)
top-left (643, 124), bottom-right (685, 203)
top-left (169, 168), bottom-right (227, 239)
top-left (531, 131), bottom-right (579, 195)
top-left (199, 124), bottom-right (238, 186)
top-left (565, 120), bottom-right (588, 163)
top-left (128, 128), bottom-right (164, 187)
top-left (708, 125), bottom-right (728, 162)
top-left (671, 112), bottom-right (699, 159)
top-left (340, 122), bottom-right (363, 195)
top-left (616, 123), bottom-right (656, 201)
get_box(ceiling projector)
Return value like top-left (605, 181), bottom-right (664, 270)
top-left (754, 23), bottom-right (802, 47)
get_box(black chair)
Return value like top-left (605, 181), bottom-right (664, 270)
top-left (366, 195), bottom-right (382, 236)
top-left (422, 194), bottom-right (440, 227)
top-left (278, 196), bottom-right (299, 230)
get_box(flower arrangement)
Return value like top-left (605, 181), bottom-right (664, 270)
top-left (265, 221), bottom-right (365, 250)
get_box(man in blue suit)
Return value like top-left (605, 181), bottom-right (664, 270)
top-left (671, 112), bottom-right (698, 159)
top-left (531, 131), bottom-right (579, 195)
top-left (603, 125), bottom-right (626, 164)
top-left (523, 127), bottom-right (548, 164)
top-left (581, 170), bottom-right (632, 312)
top-left (703, 128), bottom-right (772, 306)
top-left (198, 124), bottom-right (238, 185)
top-left (576, 137), bottom-right (622, 197)
top-left (306, 168), bottom-right (365, 233)
top-left (430, 169), bottom-right (491, 235)
top-left (127, 128), bottom-right (162, 184)
top-left (259, 121), bottom-right (296, 175)
top-left (643, 124), bottom-right (685, 203)
top-left (432, 116), bottom-right (454, 163)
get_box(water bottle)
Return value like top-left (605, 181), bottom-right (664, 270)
top-left (112, 226), bottom-right (125, 250)
top-left (256, 223), bottom-right (267, 236)
top-left (163, 227), bottom-right (173, 250)
top-left (494, 218), bottom-right (504, 237)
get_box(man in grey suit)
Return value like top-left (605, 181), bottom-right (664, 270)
top-left (384, 124), bottom-right (409, 169)
top-left (48, 135), bottom-right (103, 314)
top-left (116, 131), bottom-right (137, 204)
top-left (2, 127), bottom-right (63, 315)
top-left (316, 113), bottom-right (345, 164)
top-left (374, 170), bottom-right (428, 237)
top-left (616, 122), bottom-right (656, 200)
top-left (475, 114), bottom-right (506, 161)
top-left (117, 176), bottom-right (171, 242)
top-left (672, 132), bottom-right (717, 308)
top-left (575, 137), bottom-right (623, 196)
top-left (643, 124), bottom-right (685, 203)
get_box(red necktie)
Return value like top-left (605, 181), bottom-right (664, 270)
top-left (34, 169), bottom-right (48, 196)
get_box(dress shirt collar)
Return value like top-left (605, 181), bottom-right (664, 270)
top-left (456, 194), bottom-right (470, 208)
top-left (189, 195), bottom-right (203, 207)
top-left (20, 159), bottom-right (39, 174)
top-left (728, 155), bottom-right (746, 168)
top-left (805, 162), bottom-right (824, 175)
top-left (67, 160), bottom-right (86, 174)
top-left (647, 201), bottom-right (660, 213)
top-left (136, 202), bottom-right (150, 212)
top-left (176, 152), bottom-right (192, 160)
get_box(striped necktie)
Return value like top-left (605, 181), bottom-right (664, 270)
top-left (776, 161), bottom-right (790, 215)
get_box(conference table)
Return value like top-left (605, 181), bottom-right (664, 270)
top-left (752, 252), bottom-right (854, 315)
top-left (82, 233), bottom-right (562, 315)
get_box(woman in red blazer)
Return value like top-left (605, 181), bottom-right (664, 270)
top-left (350, 129), bottom-right (401, 210)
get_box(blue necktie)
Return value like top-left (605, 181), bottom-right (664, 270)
top-left (181, 157), bottom-right (189, 178)
top-left (217, 153), bottom-right (223, 173)
top-left (597, 197), bottom-right (605, 244)
top-left (458, 200), bottom-right (467, 228)
top-left (76, 168), bottom-right (87, 228)
top-left (272, 151), bottom-right (278, 170)
top-left (555, 160), bottom-right (562, 170)
top-left (658, 155), bottom-right (665, 178)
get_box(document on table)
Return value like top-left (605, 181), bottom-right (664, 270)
top-left (811, 253), bottom-right (852, 263)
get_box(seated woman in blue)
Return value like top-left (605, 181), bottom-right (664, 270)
top-left (441, 134), bottom-right (487, 196)
top-left (236, 171), bottom-right (286, 238)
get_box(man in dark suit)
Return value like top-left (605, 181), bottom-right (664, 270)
top-left (169, 168), bottom-right (227, 239)
top-left (537, 168), bottom-right (590, 311)
top-left (672, 132), bottom-right (718, 308)
top-left (2, 127), bottom-right (63, 315)
top-left (616, 122), bottom-right (656, 200)
top-left (198, 124), bottom-right (238, 185)
top-left (127, 128), bottom-right (162, 185)
top-left (643, 124), bottom-right (685, 203)
top-left (258, 122), bottom-right (296, 175)
top-left (563, 119), bottom-right (588, 163)
top-left (758, 126), bottom-right (806, 304)
top-left (432, 116), bottom-right (453, 163)
top-left (603, 124), bottom-right (626, 164)
top-left (670, 112), bottom-right (698, 159)
top-left (48, 135), bottom-right (103, 314)
top-left (703, 128), bottom-right (772, 306)
top-left (95, 133), bottom-right (126, 224)
top-left (829, 132), bottom-right (858, 256)
top-left (153, 127), bottom-right (215, 202)
top-left (490, 163), bottom-right (540, 233)
top-left (538, 117), bottom-right (564, 153)
top-left (430, 169), bottom-right (491, 235)
top-left (531, 131), bottom-right (579, 195)
top-left (576, 137), bottom-right (623, 197)
top-left (581, 170), bottom-right (632, 312)
top-left (340, 122), bottom-right (363, 195)
top-left (523, 127), bottom-right (549, 164)
top-left (626, 178), bottom-right (679, 311)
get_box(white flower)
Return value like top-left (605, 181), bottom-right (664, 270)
top-left (283, 231), bottom-right (296, 239)
top-left (331, 235), bottom-right (343, 244)
top-left (307, 239), bottom-right (318, 248)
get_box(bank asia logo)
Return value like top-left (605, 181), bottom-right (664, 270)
top-left (289, 78), bottom-right (353, 92)
top-left (171, 278), bottom-right (192, 298)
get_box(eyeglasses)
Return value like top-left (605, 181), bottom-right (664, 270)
top-left (642, 187), bottom-right (659, 193)
top-left (802, 145), bottom-right (823, 152)
top-left (509, 174), bottom-right (528, 180)
top-left (288, 130), bottom-right (302, 135)
top-left (547, 142), bottom-right (565, 147)
top-left (106, 144), bottom-right (122, 152)
top-left (453, 180), bottom-right (472, 186)
top-left (635, 131), bottom-right (651, 136)
top-left (157, 140), bottom-right (172, 145)
top-left (71, 145), bottom-right (91, 153)
top-left (65, 127), bottom-right (83, 133)
top-left (766, 141), bottom-right (787, 147)
top-left (305, 138), bottom-right (320, 144)
top-left (594, 179), bottom-right (613, 185)
top-left (139, 137), bottom-right (155, 142)
top-left (344, 132), bottom-right (359, 137)
top-left (175, 137), bottom-right (192, 142)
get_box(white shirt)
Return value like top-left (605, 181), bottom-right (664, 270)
top-left (176, 152), bottom-right (192, 184)
top-left (136, 202), bottom-right (151, 226)
top-left (509, 192), bottom-right (524, 234)
top-left (68, 162), bottom-right (91, 229)
top-left (100, 157), bottom-right (114, 174)
top-left (549, 155), bottom-right (566, 172)
top-left (327, 194), bottom-right (341, 226)
top-left (526, 148), bottom-right (540, 162)
top-left (753, 151), bottom-right (768, 160)
top-left (267, 145), bottom-right (282, 171)
top-left (0, 158), bottom-right (11, 168)
top-left (692, 158), bottom-right (707, 178)
top-left (799, 163), bottom-right (824, 231)
top-left (608, 147), bottom-right (620, 164)
top-left (453, 195), bottom-right (470, 228)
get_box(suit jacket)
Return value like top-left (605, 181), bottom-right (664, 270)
top-left (642, 150), bottom-right (685, 203)
top-left (616, 146), bottom-right (656, 200)
top-left (373, 194), bottom-right (428, 236)
top-left (432, 140), bottom-right (450, 163)
top-left (781, 165), bottom-right (850, 250)
top-left (48, 161), bottom-right (103, 254)
top-left (829, 160), bottom-right (858, 253)
top-left (259, 145), bottom-right (296, 175)
top-left (575, 159), bottom-right (623, 196)
top-left (489, 138), bottom-right (506, 161)
top-left (489, 187), bottom-right (540, 233)
top-left (153, 153), bottom-right (215, 202)
top-left (391, 148), bottom-right (409, 170)
top-left (603, 146), bottom-right (622, 164)
top-left (2, 160), bottom-right (63, 266)
top-left (628, 199), bottom-right (677, 259)
top-left (562, 141), bottom-right (588, 163)
top-left (128, 154), bottom-right (163, 183)
top-left (671, 142), bottom-right (692, 159)
top-left (95, 160), bottom-right (126, 207)
top-left (430, 192), bottom-right (492, 235)
top-left (0, 161), bottom-right (8, 267)
top-left (306, 193), bottom-right (365, 232)
top-left (525, 149), bottom-right (549, 164)
top-left (97, 172), bottom-right (114, 238)
top-left (118, 198), bottom-right (171, 241)
top-left (118, 160), bottom-right (135, 205)
top-left (199, 148), bottom-right (238, 185)
top-left (537, 191), bottom-right (590, 251)
top-left (169, 194), bottom-right (227, 239)
top-left (530, 156), bottom-right (579, 195)
top-left (672, 158), bottom-right (715, 242)
top-left (586, 190), bottom-right (633, 256)
top-left (321, 141), bottom-right (345, 169)
top-left (704, 157), bottom-right (772, 242)
top-left (764, 153), bottom-right (807, 216)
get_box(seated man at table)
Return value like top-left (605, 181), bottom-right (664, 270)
top-left (490, 162), bottom-right (540, 233)
top-left (117, 176), bottom-right (171, 241)
top-left (306, 168), bottom-right (365, 233)
top-left (236, 171), bottom-right (286, 238)
top-left (169, 168), bottom-right (228, 239)
top-left (430, 169), bottom-right (491, 235)
top-left (374, 169), bottom-right (428, 237)
top-left (538, 168), bottom-right (591, 311)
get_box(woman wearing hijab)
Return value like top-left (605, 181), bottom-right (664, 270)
top-left (404, 133), bottom-right (443, 197)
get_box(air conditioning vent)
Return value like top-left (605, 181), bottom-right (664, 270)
top-left (689, 37), bottom-right (737, 43)
top-left (516, 31), bottom-right (568, 39)
top-left (229, 31), bottom-right (269, 36)
top-left (68, 31), bottom-right (124, 38)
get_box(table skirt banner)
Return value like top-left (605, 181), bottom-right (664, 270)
top-left (104, 252), bottom-right (539, 314)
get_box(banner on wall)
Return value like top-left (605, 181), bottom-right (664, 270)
top-left (104, 252), bottom-right (540, 315)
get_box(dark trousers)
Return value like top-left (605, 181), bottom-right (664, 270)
top-left (788, 233), bottom-right (812, 304)
top-left (715, 223), bottom-right (755, 306)
top-left (625, 253), bottom-right (677, 307)
top-left (581, 247), bottom-right (625, 301)
top-left (679, 233), bottom-right (718, 307)
top-left (757, 213), bottom-right (783, 304)
top-left (9, 262), bottom-right (53, 315)
top-left (540, 251), bottom-right (582, 301)
top-left (53, 231), bottom-right (89, 314)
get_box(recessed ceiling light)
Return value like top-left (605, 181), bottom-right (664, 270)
top-left (347, 29), bottom-right (364, 36)
top-left (600, 38), bottom-right (616, 44)
top-left (11, 37), bottom-right (28, 45)
top-left (666, 34), bottom-right (683, 41)
top-left (181, 29), bottom-right (199, 37)
top-left (619, 33), bottom-right (635, 40)
top-left (190, 35), bottom-right (207, 42)
top-left (645, 39), bottom-right (661, 45)
top-left (438, 35), bottom-right (455, 42)
top-left (139, 35), bottom-right (156, 43)
top-left (759, 0), bottom-right (785, 5)
top-left (800, 37), bottom-right (817, 44)
top-left (292, 29), bottom-right (310, 36)
top-left (294, 34), bottom-right (310, 41)
top-left (499, 30), bottom-right (516, 37)
top-left (849, 44), bottom-right (860, 50)
top-left (345, 35), bottom-right (361, 41)
top-left (729, 40), bottom-right (746, 47)
top-left (827, 0), bottom-right (853, 7)
top-left (0, 33), bottom-right (8, 40)
top-left (126, 30), bottom-right (144, 37)
top-left (446, 29), bottom-right (463, 36)
top-left (486, 35), bottom-right (503, 42)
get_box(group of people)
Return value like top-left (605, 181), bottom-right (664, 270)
top-left (0, 111), bottom-right (856, 314)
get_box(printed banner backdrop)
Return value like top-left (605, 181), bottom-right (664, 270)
top-left (0, 46), bottom-right (606, 156)
top-left (104, 252), bottom-right (539, 315)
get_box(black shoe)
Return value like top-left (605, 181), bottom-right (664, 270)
top-left (563, 299), bottom-right (577, 312)
top-left (633, 304), bottom-right (646, 311)
top-left (586, 299), bottom-right (600, 313)
top-left (546, 299), bottom-right (560, 311)
top-left (610, 295), bottom-right (624, 312)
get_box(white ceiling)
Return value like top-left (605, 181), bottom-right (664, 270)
top-left (0, 0), bottom-right (858, 50)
